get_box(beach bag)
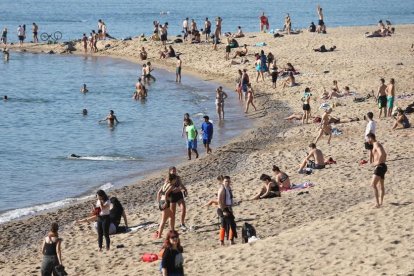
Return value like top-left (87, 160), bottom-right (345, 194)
top-left (241, 222), bottom-right (256, 243)
top-left (142, 253), bottom-right (158, 262)
top-left (55, 265), bottom-right (68, 276)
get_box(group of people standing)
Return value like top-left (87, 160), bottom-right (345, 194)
top-left (1, 23), bottom-right (38, 47)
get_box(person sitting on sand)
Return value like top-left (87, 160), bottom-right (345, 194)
top-left (161, 230), bottom-right (184, 276)
top-left (272, 166), bottom-right (291, 191)
top-left (313, 45), bottom-right (336, 52)
top-left (250, 174), bottom-right (281, 200)
top-left (320, 80), bottom-right (340, 99)
top-left (140, 47), bottom-right (148, 60)
top-left (314, 108), bottom-right (332, 144)
top-left (233, 26), bottom-right (244, 38)
top-left (218, 176), bottom-right (237, 246)
top-left (392, 109), bottom-right (410, 130)
top-left (309, 22), bottom-right (316, 33)
top-left (280, 62), bottom-right (297, 77)
top-left (99, 110), bottom-right (119, 126)
top-left (282, 72), bottom-right (297, 88)
top-left (233, 44), bottom-right (248, 59)
top-left (298, 143), bottom-right (326, 173)
top-left (80, 83), bottom-right (88, 93)
top-left (41, 222), bottom-right (63, 276)
top-left (155, 176), bottom-right (174, 239)
top-left (191, 30), bottom-right (201, 43)
top-left (159, 46), bottom-right (168, 59)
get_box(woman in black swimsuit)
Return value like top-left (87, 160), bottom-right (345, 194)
top-left (41, 222), bottom-right (63, 276)
top-left (272, 165), bottom-right (291, 191)
top-left (156, 177), bottom-right (174, 239)
top-left (168, 167), bottom-right (188, 231)
top-left (251, 174), bottom-right (280, 200)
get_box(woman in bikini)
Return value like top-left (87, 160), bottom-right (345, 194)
top-left (168, 167), bottom-right (188, 231)
top-left (314, 108), bottom-right (332, 145)
top-left (245, 83), bottom-right (257, 113)
top-left (216, 86), bottom-right (228, 120)
top-left (156, 175), bottom-right (174, 238)
top-left (302, 87), bottom-right (312, 124)
top-left (272, 165), bottom-right (291, 191)
top-left (251, 174), bottom-right (280, 200)
top-left (235, 70), bottom-right (243, 100)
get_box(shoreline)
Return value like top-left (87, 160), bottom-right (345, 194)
top-left (2, 24), bottom-right (414, 275)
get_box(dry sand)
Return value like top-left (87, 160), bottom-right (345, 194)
top-left (1, 24), bottom-right (414, 276)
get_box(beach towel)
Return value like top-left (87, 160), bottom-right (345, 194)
top-left (331, 128), bottom-right (343, 136)
top-left (255, 42), bottom-right (267, 47)
top-left (289, 182), bottom-right (315, 190)
top-left (319, 103), bottom-right (331, 110)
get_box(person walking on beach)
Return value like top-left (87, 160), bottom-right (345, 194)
top-left (216, 86), bottom-right (228, 120)
top-left (245, 83), bottom-right (257, 113)
top-left (32, 23), bottom-right (38, 43)
top-left (218, 176), bottom-right (237, 246)
top-left (156, 178), bottom-right (174, 239)
top-left (386, 78), bottom-right (395, 117)
top-left (241, 69), bottom-right (250, 101)
top-left (161, 230), bottom-right (184, 276)
top-left (95, 190), bottom-right (111, 251)
top-left (181, 113), bottom-right (193, 137)
top-left (176, 56), bottom-right (182, 83)
top-left (259, 12), bottom-right (269, 32)
top-left (366, 133), bottom-right (387, 208)
top-left (1, 28), bottom-right (7, 45)
top-left (302, 88), bottom-right (312, 124)
top-left (17, 25), bottom-right (24, 46)
top-left (314, 108), bottom-right (332, 145)
top-left (201, 115), bottom-right (213, 154)
top-left (270, 61), bottom-right (278, 89)
top-left (364, 112), bottom-right (376, 163)
top-left (41, 222), bottom-right (63, 276)
top-left (82, 33), bottom-right (88, 53)
top-left (184, 118), bottom-right (199, 160)
top-left (376, 78), bottom-right (387, 118)
top-left (316, 4), bottom-right (326, 33)
top-left (168, 167), bottom-right (188, 231)
top-left (99, 110), bottom-right (119, 126)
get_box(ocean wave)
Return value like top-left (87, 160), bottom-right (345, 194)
top-left (0, 183), bottom-right (113, 224)
top-left (68, 155), bottom-right (142, 161)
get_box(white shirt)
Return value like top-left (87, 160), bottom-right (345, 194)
top-left (365, 120), bottom-right (376, 141)
top-left (17, 27), bottom-right (24, 36)
top-left (183, 20), bottom-right (188, 29)
top-left (97, 199), bottom-right (111, 216)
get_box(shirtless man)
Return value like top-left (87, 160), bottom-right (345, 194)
top-left (316, 4), bottom-right (326, 33)
top-left (99, 110), bottom-right (119, 126)
top-left (376, 78), bottom-right (387, 118)
top-left (298, 143), bottom-right (326, 173)
top-left (32, 23), bottom-right (38, 43)
top-left (386, 78), bottom-right (395, 117)
top-left (366, 133), bottom-right (387, 208)
top-left (82, 33), bottom-right (88, 53)
top-left (314, 108), bottom-right (332, 145)
top-left (176, 56), bottom-right (182, 83)
top-left (80, 84), bottom-right (88, 93)
top-left (182, 18), bottom-right (189, 41)
top-left (232, 44), bottom-right (248, 59)
top-left (215, 17), bottom-right (222, 39)
top-left (204, 18), bottom-right (211, 41)
top-left (97, 19), bottom-right (104, 40)
top-left (133, 78), bottom-right (144, 100)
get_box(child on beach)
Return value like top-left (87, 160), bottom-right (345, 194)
top-left (302, 87), bottom-right (312, 124)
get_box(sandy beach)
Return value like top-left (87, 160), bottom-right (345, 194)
top-left (1, 24), bottom-right (414, 275)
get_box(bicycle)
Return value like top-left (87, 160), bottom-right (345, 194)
top-left (40, 31), bottom-right (63, 42)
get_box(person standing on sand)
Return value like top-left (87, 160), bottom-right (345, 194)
top-left (216, 86), bottom-right (228, 120)
top-left (215, 17), bottom-right (222, 39)
top-left (284, 14), bottom-right (292, 35)
top-left (93, 30), bottom-right (99, 52)
top-left (17, 25), bottom-right (24, 46)
top-left (99, 110), bottom-right (119, 126)
top-left (245, 83), bottom-right (257, 113)
top-left (302, 87), bottom-right (312, 124)
top-left (89, 32), bottom-right (94, 53)
top-left (1, 28), bottom-right (7, 45)
top-left (82, 33), bottom-right (88, 53)
top-left (41, 222), bottom-right (63, 276)
top-left (314, 107), bottom-right (332, 145)
top-left (270, 61), bottom-right (278, 89)
top-left (259, 12), bottom-right (269, 32)
top-left (95, 190), bottom-right (111, 251)
top-left (168, 167), bottom-right (188, 231)
top-left (376, 78), bottom-right (387, 118)
top-left (182, 18), bottom-right (189, 41)
top-left (366, 133), bottom-right (387, 208)
top-left (184, 119), bottom-right (199, 160)
top-left (97, 19), bottom-right (103, 40)
top-left (218, 176), bottom-right (237, 246)
top-left (386, 78), bottom-right (395, 117)
top-left (204, 17), bottom-right (211, 42)
top-left (201, 115), bottom-right (213, 154)
top-left (156, 177), bottom-right (174, 239)
top-left (298, 143), bottom-right (326, 173)
top-left (241, 69), bottom-right (250, 101)
top-left (32, 23), bottom-right (38, 43)
top-left (364, 112), bottom-right (376, 163)
top-left (176, 55), bottom-right (182, 83)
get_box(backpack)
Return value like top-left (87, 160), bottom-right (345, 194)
top-left (241, 222), bottom-right (256, 243)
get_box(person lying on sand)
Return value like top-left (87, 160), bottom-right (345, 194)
top-left (250, 174), bottom-right (281, 200)
top-left (313, 45), bottom-right (336, 52)
top-left (232, 44), bottom-right (248, 58)
top-left (392, 109), bottom-right (411, 130)
top-left (314, 108), bottom-right (332, 144)
top-left (298, 143), bottom-right (326, 173)
top-left (272, 166), bottom-right (291, 191)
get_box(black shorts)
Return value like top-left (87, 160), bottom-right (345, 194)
top-left (161, 34), bottom-right (167, 41)
top-left (205, 27), bottom-right (211, 34)
top-left (364, 142), bottom-right (373, 150)
top-left (170, 192), bottom-right (184, 203)
top-left (33, 32), bottom-right (38, 36)
top-left (318, 20), bottom-right (324, 26)
top-left (303, 104), bottom-right (311, 111)
top-left (271, 73), bottom-right (278, 83)
top-left (374, 163), bottom-right (387, 179)
top-left (98, 30), bottom-right (102, 34)
top-left (225, 45), bottom-right (231, 53)
top-left (262, 192), bottom-right (281, 199)
top-left (18, 35), bottom-right (24, 41)
top-left (307, 160), bottom-right (325, 169)
top-left (378, 95), bottom-right (387, 109)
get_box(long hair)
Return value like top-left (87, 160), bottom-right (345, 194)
top-left (49, 222), bottom-right (59, 238)
top-left (96, 189), bottom-right (109, 201)
top-left (162, 230), bottom-right (183, 253)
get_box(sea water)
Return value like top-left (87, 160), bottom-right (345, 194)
top-left (0, 0), bottom-right (413, 41)
top-left (0, 52), bottom-right (250, 223)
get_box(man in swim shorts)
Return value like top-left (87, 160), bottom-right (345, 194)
top-left (376, 78), bottom-right (387, 118)
top-left (201, 115), bottom-right (213, 154)
top-left (204, 18), bottom-right (211, 41)
top-left (386, 78), bottom-right (395, 117)
top-left (298, 143), bottom-right (326, 173)
top-left (366, 133), bottom-right (387, 208)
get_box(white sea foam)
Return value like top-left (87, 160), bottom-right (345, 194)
top-left (69, 155), bottom-right (141, 161)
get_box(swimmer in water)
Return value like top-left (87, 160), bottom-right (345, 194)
top-left (82, 108), bottom-right (88, 115)
top-left (70, 154), bottom-right (81, 158)
top-left (3, 95), bottom-right (8, 101)
top-left (80, 84), bottom-right (88, 93)
top-left (3, 48), bottom-right (9, 61)
top-left (99, 110), bottom-right (119, 125)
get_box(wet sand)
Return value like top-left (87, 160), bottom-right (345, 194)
top-left (1, 24), bottom-right (414, 275)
